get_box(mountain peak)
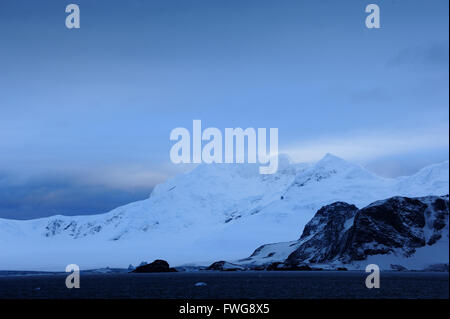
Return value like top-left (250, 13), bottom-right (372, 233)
top-left (1, 152), bottom-right (448, 271)
top-left (290, 153), bottom-right (375, 188)
top-left (314, 153), bottom-right (363, 172)
top-left (318, 153), bottom-right (345, 164)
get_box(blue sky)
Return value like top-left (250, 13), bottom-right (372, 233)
top-left (0, 0), bottom-right (448, 219)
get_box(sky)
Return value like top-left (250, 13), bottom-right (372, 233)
top-left (0, 0), bottom-right (448, 219)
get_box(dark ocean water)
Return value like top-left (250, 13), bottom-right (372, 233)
top-left (0, 271), bottom-right (448, 299)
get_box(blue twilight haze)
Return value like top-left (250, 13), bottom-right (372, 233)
top-left (0, 0), bottom-right (448, 219)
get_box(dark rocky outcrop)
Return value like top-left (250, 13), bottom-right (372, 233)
top-left (286, 195), bottom-right (449, 266)
top-left (266, 262), bottom-right (312, 271)
top-left (423, 263), bottom-right (449, 272)
top-left (132, 259), bottom-right (177, 273)
top-left (206, 261), bottom-right (244, 271)
top-left (288, 202), bottom-right (359, 264)
top-left (390, 264), bottom-right (408, 271)
top-left (265, 262), bottom-right (283, 270)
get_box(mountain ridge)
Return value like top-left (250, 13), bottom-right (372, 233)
top-left (0, 154), bottom-right (448, 270)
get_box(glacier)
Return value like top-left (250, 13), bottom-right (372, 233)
top-left (0, 153), bottom-right (448, 271)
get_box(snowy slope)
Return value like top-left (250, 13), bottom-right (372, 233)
top-left (0, 154), bottom-right (448, 270)
top-left (243, 195), bottom-right (449, 271)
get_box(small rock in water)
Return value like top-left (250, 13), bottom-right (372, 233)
top-left (194, 282), bottom-right (207, 287)
top-left (132, 259), bottom-right (177, 273)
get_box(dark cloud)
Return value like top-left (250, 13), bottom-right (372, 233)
top-left (350, 87), bottom-right (392, 103)
top-left (0, 172), bottom-right (152, 220)
top-left (0, 0), bottom-right (448, 220)
top-left (387, 43), bottom-right (449, 68)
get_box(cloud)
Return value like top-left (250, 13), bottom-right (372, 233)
top-left (0, 180), bottom-right (152, 220)
top-left (282, 128), bottom-right (449, 164)
top-left (387, 43), bottom-right (449, 68)
top-left (77, 164), bottom-right (177, 191)
top-left (350, 87), bottom-right (392, 103)
top-left (0, 163), bottom-right (189, 220)
top-left (1, 129), bottom-right (448, 219)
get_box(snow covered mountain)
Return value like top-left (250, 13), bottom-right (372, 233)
top-left (0, 154), bottom-right (448, 270)
top-left (242, 195), bottom-right (449, 270)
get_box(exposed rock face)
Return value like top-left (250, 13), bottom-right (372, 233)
top-left (288, 202), bottom-right (359, 264)
top-left (339, 197), bottom-right (427, 261)
top-left (390, 264), bottom-right (408, 271)
top-left (266, 262), bottom-right (312, 271)
top-left (286, 195), bottom-right (449, 265)
top-left (132, 259), bottom-right (177, 273)
top-left (2, 155), bottom-right (447, 271)
top-left (423, 263), bottom-right (450, 272)
top-left (206, 261), bottom-right (244, 271)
